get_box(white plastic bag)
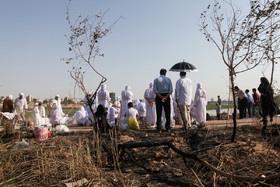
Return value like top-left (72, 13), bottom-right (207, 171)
top-left (55, 124), bottom-right (70, 132)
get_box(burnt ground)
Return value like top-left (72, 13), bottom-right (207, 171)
top-left (0, 117), bottom-right (280, 186)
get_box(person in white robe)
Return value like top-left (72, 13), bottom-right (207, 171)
top-left (109, 103), bottom-right (119, 126)
top-left (84, 92), bottom-right (98, 125)
top-left (98, 84), bottom-right (111, 109)
top-left (71, 106), bottom-right (89, 126)
top-left (51, 105), bottom-right (68, 126)
top-left (137, 99), bottom-right (146, 127)
top-left (53, 95), bottom-right (62, 111)
top-left (14, 93), bottom-right (28, 121)
top-left (38, 103), bottom-right (46, 118)
top-left (120, 85), bottom-right (133, 117)
top-left (144, 83), bottom-right (156, 127)
top-left (193, 83), bottom-right (207, 124)
top-left (33, 103), bottom-right (42, 127)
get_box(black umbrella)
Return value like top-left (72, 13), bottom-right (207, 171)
top-left (169, 60), bottom-right (198, 72)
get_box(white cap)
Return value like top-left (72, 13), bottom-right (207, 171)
top-left (35, 103), bottom-right (39, 106)
top-left (55, 95), bottom-right (60, 98)
top-left (19, 93), bottom-right (24, 96)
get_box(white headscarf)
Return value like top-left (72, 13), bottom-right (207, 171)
top-left (101, 84), bottom-right (107, 91)
top-left (125, 85), bottom-right (131, 91)
top-left (8, 94), bottom-right (13, 100)
top-left (149, 83), bottom-right (153, 89)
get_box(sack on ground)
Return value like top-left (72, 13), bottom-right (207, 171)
top-left (128, 117), bottom-right (140, 130)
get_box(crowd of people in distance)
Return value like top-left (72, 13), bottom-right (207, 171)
top-left (1, 69), bottom-right (278, 133)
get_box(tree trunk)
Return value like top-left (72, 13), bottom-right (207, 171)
top-left (230, 70), bottom-right (237, 142)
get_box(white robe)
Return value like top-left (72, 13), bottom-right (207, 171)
top-left (39, 106), bottom-right (46, 117)
top-left (33, 106), bottom-right (42, 127)
top-left (98, 84), bottom-right (110, 109)
top-left (71, 106), bottom-right (88, 125)
top-left (53, 98), bottom-right (62, 111)
top-left (193, 83), bottom-right (207, 124)
top-left (51, 107), bottom-right (68, 125)
top-left (137, 101), bottom-right (146, 117)
top-left (120, 85), bottom-right (133, 117)
top-left (14, 97), bottom-right (28, 114)
top-left (144, 84), bottom-right (156, 126)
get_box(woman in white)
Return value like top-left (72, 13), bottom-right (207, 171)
top-left (71, 106), bottom-right (89, 126)
top-left (98, 84), bottom-right (110, 109)
top-left (193, 83), bottom-right (207, 124)
top-left (51, 105), bottom-right (68, 125)
top-left (120, 85), bottom-right (133, 117)
top-left (144, 83), bottom-right (156, 127)
top-left (33, 103), bottom-right (42, 127)
top-left (137, 99), bottom-right (146, 127)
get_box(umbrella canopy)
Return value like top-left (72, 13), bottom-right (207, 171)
top-left (169, 61), bottom-right (198, 72)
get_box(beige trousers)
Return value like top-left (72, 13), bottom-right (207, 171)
top-left (178, 105), bottom-right (191, 128)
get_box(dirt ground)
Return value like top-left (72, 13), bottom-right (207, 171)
top-left (0, 117), bottom-right (280, 186)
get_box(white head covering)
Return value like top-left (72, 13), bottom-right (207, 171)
top-left (101, 84), bottom-right (107, 91)
top-left (125, 85), bottom-right (131, 90)
top-left (19, 93), bottom-right (24, 96)
top-left (197, 83), bottom-right (202, 90)
top-left (149, 83), bottom-right (153, 89)
top-left (35, 103), bottom-right (39, 106)
top-left (8, 95), bottom-right (13, 100)
top-left (56, 95), bottom-right (60, 98)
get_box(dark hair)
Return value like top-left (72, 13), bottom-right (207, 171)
top-left (245, 89), bottom-right (249, 92)
top-left (234, 86), bottom-right (239, 90)
top-left (252, 88), bottom-right (256, 92)
top-left (128, 102), bottom-right (133, 108)
top-left (180, 72), bottom-right (186, 76)
top-left (38, 103), bottom-right (42, 106)
top-left (160, 69), bottom-right (167, 75)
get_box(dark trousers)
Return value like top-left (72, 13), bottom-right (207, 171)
top-left (238, 98), bottom-right (248, 119)
top-left (155, 93), bottom-right (171, 130)
top-left (247, 102), bottom-right (252, 118)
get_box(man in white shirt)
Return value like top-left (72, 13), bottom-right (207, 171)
top-left (14, 93), bottom-right (28, 121)
top-left (175, 72), bottom-right (192, 129)
top-left (245, 89), bottom-right (254, 118)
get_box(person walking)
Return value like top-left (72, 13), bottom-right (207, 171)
top-left (153, 69), bottom-right (173, 132)
top-left (175, 72), bottom-right (192, 129)
top-left (193, 83), bottom-right (207, 125)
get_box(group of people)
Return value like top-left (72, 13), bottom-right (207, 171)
top-left (234, 77), bottom-right (277, 131)
top-left (76, 68), bottom-right (207, 132)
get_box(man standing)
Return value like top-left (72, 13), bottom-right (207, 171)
top-left (234, 86), bottom-right (248, 119)
top-left (216, 95), bottom-right (221, 120)
top-left (175, 72), bottom-right (192, 129)
top-left (120, 85), bottom-right (133, 117)
top-left (153, 69), bottom-right (173, 132)
top-left (14, 93), bottom-right (28, 121)
top-left (252, 88), bottom-right (260, 117)
top-left (53, 95), bottom-right (62, 111)
top-left (245, 89), bottom-right (254, 118)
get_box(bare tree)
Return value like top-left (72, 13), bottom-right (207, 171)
top-left (200, 0), bottom-right (280, 142)
top-left (63, 0), bottom-right (120, 125)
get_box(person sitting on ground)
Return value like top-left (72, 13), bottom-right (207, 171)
top-left (50, 105), bottom-right (67, 126)
top-left (70, 106), bottom-right (89, 126)
top-left (125, 102), bottom-right (140, 130)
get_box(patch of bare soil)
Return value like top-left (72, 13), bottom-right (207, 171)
top-left (0, 119), bottom-right (279, 186)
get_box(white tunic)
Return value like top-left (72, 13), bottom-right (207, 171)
top-left (33, 106), bottom-right (42, 127)
top-left (193, 83), bottom-right (207, 124)
top-left (137, 101), bottom-right (146, 117)
top-left (14, 97), bottom-right (28, 114)
top-left (144, 83), bottom-right (156, 126)
top-left (125, 107), bottom-right (138, 122)
top-left (39, 106), bottom-right (46, 117)
top-left (175, 76), bottom-right (192, 106)
top-left (120, 85), bottom-right (133, 117)
top-left (71, 106), bottom-right (88, 125)
top-left (98, 84), bottom-right (110, 109)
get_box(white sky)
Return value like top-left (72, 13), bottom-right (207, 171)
top-left (0, 0), bottom-right (279, 101)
